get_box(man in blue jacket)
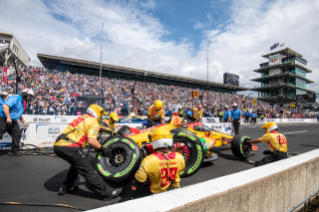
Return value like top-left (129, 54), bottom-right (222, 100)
top-left (230, 103), bottom-right (242, 135)
top-left (251, 110), bottom-right (257, 125)
top-left (0, 88), bottom-right (34, 156)
top-left (223, 105), bottom-right (230, 122)
top-left (244, 110), bottom-right (250, 123)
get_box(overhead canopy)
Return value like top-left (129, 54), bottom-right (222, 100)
top-left (37, 53), bottom-right (249, 93)
top-left (262, 47), bottom-right (303, 59)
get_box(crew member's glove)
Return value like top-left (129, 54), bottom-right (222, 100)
top-left (100, 147), bottom-right (112, 157)
top-left (263, 150), bottom-right (271, 155)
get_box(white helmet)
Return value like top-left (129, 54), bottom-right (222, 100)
top-left (224, 105), bottom-right (228, 108)
top-left (233, 103), bottom-right (238, 107)
top-left (21, 88), bottom-right (35, 97)
top-left (0, 91), bottom-right (8, 96)
top-left (151, 128), bottom-right (173, 150)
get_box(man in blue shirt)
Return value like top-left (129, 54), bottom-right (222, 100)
top-left (223, 105), bottom-right (230, 122)
top-left (0, 88), bottom-right (34, 156)
top-left (251, 110), bottom-right (257, 125)
top-left (244, 110), bottom-right (251, 123)
top-left (230, 103), bottom-right (242, 135)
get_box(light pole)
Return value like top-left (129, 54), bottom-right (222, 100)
top-left (99, 18), bottom-right (104, 96)
top-left (206, 45), bottom-right (209, 114)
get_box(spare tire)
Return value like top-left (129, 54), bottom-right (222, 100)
top-left (171, 129), bottom-right (204, 178)
top-left (95, 136), bottom-right (141, 186)
top-left (231, 134), bottom-right (252, 158)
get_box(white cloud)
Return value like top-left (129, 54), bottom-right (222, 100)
top-left (0, 0), bottom-right (318, 94)
top-left (140, 0), bottom-right (156, 9)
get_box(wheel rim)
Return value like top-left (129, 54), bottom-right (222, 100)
top-left (174, 142), bottom-right (190, 162)
top-left (108, 147), bottom-right (128, 168)
top-left (242, 139), bottom-right (252, 155)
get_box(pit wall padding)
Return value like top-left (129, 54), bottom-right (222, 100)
top-left (87, 149), bottom-right (319, 212)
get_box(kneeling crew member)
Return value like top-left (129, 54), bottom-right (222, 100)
top-left (101, 112), bottom-right (119, 134)
top-left (0, 89), bottom-right (33, 156)
top-left (145, 100), bottom-right (165, 127)
top-left (54, 104), bottom-right (122, 201)
top-left (247, 122), bottom-right (287, 166)
top-left (190, 107), bottom-right (202, 122)
top-left (132, 128), bottom-right (185, 198)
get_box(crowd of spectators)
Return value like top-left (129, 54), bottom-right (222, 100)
top-left (0, 65), bottom-right (317, 119)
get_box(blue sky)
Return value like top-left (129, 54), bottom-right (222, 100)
top-left (1, 0), bottom-right (319, 95)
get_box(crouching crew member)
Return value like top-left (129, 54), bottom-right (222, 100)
top-left (54, 104), bottom-right (122, 201)
top-left (132, 128), bottom-right (185, 198)
top-left (100, 112), bottom-right (119, 134)
top-left (189, 107), bottom-right (202, 122)
top-left (143, 100), bottom-right (165, 128)
top-left (0, 88), bottom-right (33, 156)
top-left (247, 122), bottom-right (287, 166)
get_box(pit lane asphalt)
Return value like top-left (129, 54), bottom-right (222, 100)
top-left (0, 122), bottom-right (318, 212)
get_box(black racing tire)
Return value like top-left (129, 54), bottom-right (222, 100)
top-left (231, 134), bottom-right (252, 158)
top-left (95, 136), bottom-right (141, 186)
top-left (171, 129), bottom-right (204, 178)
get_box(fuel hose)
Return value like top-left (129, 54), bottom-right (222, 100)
top-left (0, 202), bottom-right (87, 211)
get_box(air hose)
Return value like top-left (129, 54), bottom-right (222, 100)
top-left (0, 202), bottom-right (87, 211)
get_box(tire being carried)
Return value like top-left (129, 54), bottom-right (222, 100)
top-left (171, 129), bottom-right (204, 178)
top-left (231, 134), bottom-right (252, 158)
top-left (95, 136), bottom-right (142, 186)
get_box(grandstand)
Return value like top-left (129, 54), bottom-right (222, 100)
top-left (37, 53), bottom-right (249, 94)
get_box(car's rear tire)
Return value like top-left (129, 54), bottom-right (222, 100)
top-left (95, 136), bottom-right (141, 186)
top-left (171, 129), bottom-right (204, 178)
top-left (231, 134), bottom-right (252, 158)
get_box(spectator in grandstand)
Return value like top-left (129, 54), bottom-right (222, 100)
top-left (0, 89), bottom-right (34, 156)
top-left (247, 122), bottom-right (287, 166)
top-left (132, 128), bottom-right (185, 199)
top-left (230, 103), bottom-right (242, 135)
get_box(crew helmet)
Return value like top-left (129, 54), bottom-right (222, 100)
top-left (0, 91), bottom-right (8, 97)
top-left (233, 102), bottom-right (238, 107)
top-left (109, 112), bottom-right (119, 123)
top-left (192, 107), bottom-right (198, 112)
top-left (224, 105), bottom-right (228, 109)
top-left (87, 104), bottom-right (107, 123)
top-left (21, 88), bottom-right (34, 101)
top-left (154, 100), bottom-right (163, 110)
top-left (261, 122), bottom-right (278, 133)
top-left (151, 128), bottom-right (173, 150)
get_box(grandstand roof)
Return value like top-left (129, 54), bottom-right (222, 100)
top-left (262, 47), bottom-right (303, 59)
top-left (37, 53), bottom-right (249, 93)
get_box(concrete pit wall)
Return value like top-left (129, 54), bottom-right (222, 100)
top-left (89, 149), bottom-right (319, 212)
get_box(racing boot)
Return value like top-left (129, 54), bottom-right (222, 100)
top-left (8, 151), bottom-right (22, 156)
top-left (58, 185), bottom-right (79, 195)
top-left (103, 188), bottom-right (123, 201)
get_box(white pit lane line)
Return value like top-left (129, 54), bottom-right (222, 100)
top-left (282, 130), bottom-right (308, 135)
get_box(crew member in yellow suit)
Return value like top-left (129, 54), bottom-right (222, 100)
top-left (100, 112), bottom-right (119, 134)
top-left (132, 128), bottom-right (185, 198)
top-left (247, 122), bottom-right (288, 166)
top-left (144, 100), bottom-right (165, 127)
top-left (54, 104), bottom-right (122, 201)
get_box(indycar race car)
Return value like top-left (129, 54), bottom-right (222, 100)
top-left (96, 116), bottom-right (258, 186)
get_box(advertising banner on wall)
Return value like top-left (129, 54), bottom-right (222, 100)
top-left (269, 54), bottom-right (280, 65)
top-left (252, 98), bottom-right (257, 106)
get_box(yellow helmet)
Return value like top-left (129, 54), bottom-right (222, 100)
top-left (192, 107), bottom-right (198, 112)
top-left (109, 112), bottom-right (119, 123)
top-left (151, 128), bottom-right (173, 150)
top-left (154, 100), bottom-right (163, 110)
top-left (87, 104), bottom-right (107, 122)
top-left (261, 122), bottom-right (278, 133)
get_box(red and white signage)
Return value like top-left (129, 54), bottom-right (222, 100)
top-left (2, 66), bottom-right (7, 83)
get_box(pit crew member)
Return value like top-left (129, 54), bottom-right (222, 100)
top-left (0, 88), bottom-right (33, 156)
top-left (250, 111), bottom-right (257, 125)
top-left (230, 103), bottom-right (242, 135)
top-left (191, 107), bottom-right (202, 122)
top-left (53, 104), bottom-right (122, 201)
top-left (247, 122), bottom-right (287, 166)
top-left (223, 105), bottom-right (230, 122)
top-left (244, 110), bottom-right (250, 123)
top-left (0, 91), bottom-right (8, 101)
top-left (132, 128), bottom-right (185, 198)
top-left (100, 112), bottom-right (119, 134)
top-left (143, 100), bottom-right (165, 128)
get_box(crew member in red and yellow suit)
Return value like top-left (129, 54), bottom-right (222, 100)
top-left (132, 128), bottom-right (185, 198)
top-left (54, 104), bottom-right (122, 201)
top-left (100, 112), bottom-right (119, 135)
top-left (248, 122), bottom-right (288, 166)
top-left (144, 100), bottom-right (165, 127)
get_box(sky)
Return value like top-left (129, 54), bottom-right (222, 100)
top-left (1, 0), bottom-right (319, 96)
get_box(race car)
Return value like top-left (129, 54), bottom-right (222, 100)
top-left (96, 116), bottom-right (257, 186)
